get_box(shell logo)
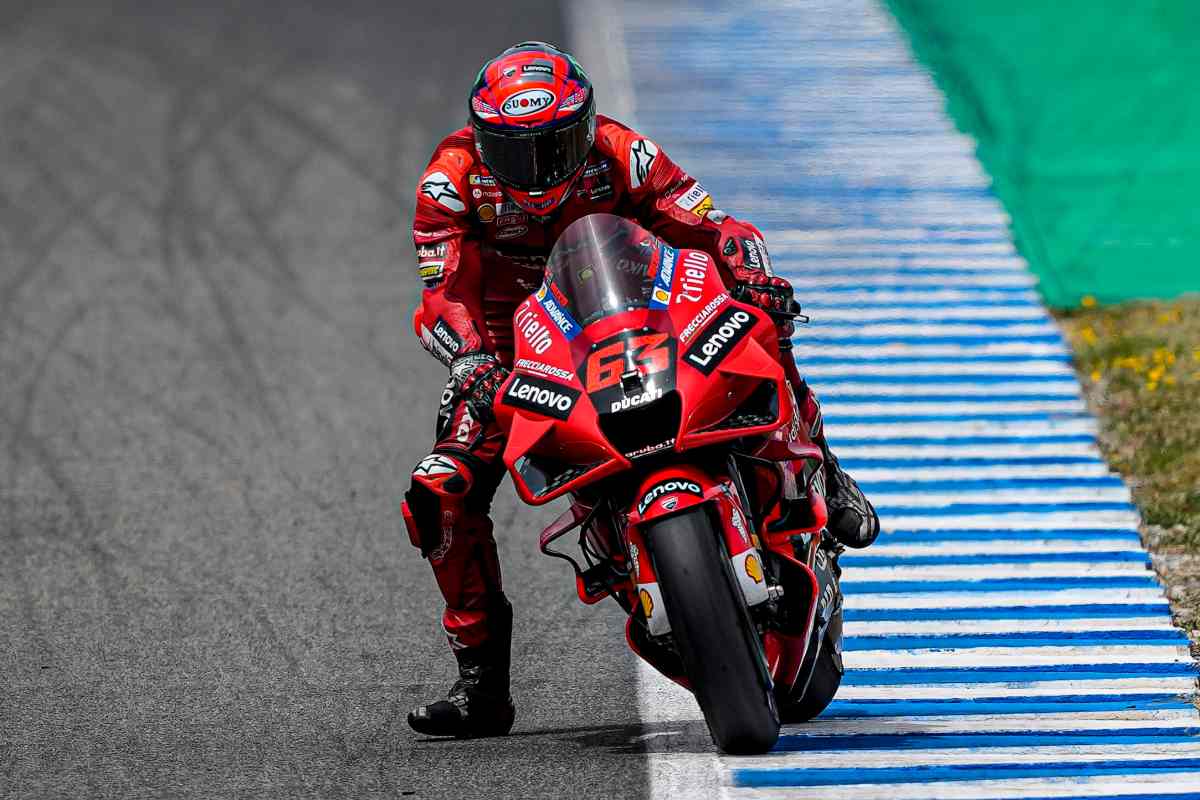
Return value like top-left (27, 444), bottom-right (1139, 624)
top-left (744, 553), bottom-right (764, 584)
top-left (639, 588), bottom-right (654, 618)
top-left (477, 204), bottom-right (496, 223)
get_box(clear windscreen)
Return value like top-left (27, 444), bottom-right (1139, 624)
top-left (545, 214), bottom-right (667, 328)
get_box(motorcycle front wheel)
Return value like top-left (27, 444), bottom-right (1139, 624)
top-left (647, 506), bottom-right (780, 754)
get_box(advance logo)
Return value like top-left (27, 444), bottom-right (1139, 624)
top-left (637, 479), bottom-right (703, 516)
top-left (683, 306), bottom-right (755, 375)
top-left (501, 374), bottom-right (581, 421)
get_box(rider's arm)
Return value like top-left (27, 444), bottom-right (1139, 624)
top-left (603, 120), bottom-right (774, 284)
top-left (412, 142), bottom-right (489, 366)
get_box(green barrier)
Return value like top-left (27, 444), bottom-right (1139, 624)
top-left (888, 0), bottom-right (1200, 308)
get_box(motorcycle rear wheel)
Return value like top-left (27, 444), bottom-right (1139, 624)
top-left (647, 506), bottom-right (780, 754)
top-left (780, 626), bottom-right (843, 722)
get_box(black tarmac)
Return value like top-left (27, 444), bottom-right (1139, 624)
top-left (0, 3), bottom-right (694, 797)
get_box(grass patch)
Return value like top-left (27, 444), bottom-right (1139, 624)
top-left (1056, 295), bottom-right (1200, 633)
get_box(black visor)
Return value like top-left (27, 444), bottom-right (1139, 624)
top-left (474, 106), bottom-right (595, 191)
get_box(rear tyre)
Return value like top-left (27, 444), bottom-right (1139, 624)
top-left (780, 627), bottom-right (843, 722)
top-left (648, 507), bottom-right (780, 754)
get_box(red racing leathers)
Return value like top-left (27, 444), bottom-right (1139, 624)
top-left (404, 115), bottom-right (808, 655)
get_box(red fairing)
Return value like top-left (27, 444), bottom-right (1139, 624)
top-left (481, 213), bottom-right (839, 726)
top-left (493, 241), bottom-right (791, 506)
top-left (410, 117), bottom-right (774, 366)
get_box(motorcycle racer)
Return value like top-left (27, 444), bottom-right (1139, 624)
top-left (403, 41), bottom-right (879, 739)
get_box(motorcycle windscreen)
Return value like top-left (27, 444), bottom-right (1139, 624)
top-left (545, 213), bottom-right (674, 327)
top-left (546, 214), bottom-right (681, 458)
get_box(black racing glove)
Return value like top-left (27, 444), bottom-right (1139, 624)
top-left (449, 353), bottom-right (509, 423)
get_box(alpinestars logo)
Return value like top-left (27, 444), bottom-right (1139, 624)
top-left (420, 171), bottom-right (465, 213)
top-left (629, 139), bottom-right (658, 189)
top-left (501, 374), bottom-right (581, 421)
top-left (637, 479), bottom-right (703, 515)
top-left (684, 307), bottom-right (755, 375)
top-left (413, 454), bottom-right (457, 477)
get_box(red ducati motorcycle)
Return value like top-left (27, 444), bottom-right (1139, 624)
top-left (492, 214), bottom-right (843, 754)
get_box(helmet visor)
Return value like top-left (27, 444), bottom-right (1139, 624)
top-left (476, 112), bottom-right (594, 191)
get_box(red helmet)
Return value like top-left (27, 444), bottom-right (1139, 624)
top-left (469, 42), bottom-right (595, 216)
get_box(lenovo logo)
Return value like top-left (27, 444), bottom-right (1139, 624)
top-left (501, 374), bottom-right (580, 421)
top-left (683, 307), bottom-right (755, 375)
top-left (637, 479), bottom-right (703, 516)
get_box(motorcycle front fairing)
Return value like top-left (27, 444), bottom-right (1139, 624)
top-left (493, 214), bottom-right (793, 505)
top-left (491, 213), bottom-right (834, 705)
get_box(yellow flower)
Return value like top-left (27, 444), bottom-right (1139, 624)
top-left (1113, 355), bottom-right (1147, 373)
top-left (1146, 381), bottom-right (1158, 391)
top-left (1081, 295), bottom-right (1097, 308)
top-left (1080, 327), bottom-right (1098, 345)
top-left (1090, 370), bottom-right (1102, 382)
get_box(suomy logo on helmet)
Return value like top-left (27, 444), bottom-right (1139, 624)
top-left (502, 89), bottom-right (556, 118)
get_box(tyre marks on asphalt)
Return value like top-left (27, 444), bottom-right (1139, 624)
top-left (1, 3), bottom-right (651, 798)
top-left (616, 1), bottom-right (1200, 797)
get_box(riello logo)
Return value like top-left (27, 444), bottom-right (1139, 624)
top-left (502, 89), bottom-right (556, 118)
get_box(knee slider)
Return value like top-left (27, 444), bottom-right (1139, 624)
top-left (403, 453), bottom-right (474, 557)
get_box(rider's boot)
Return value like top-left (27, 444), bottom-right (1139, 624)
top-left (407, 597), bottom-right (516, 738)
top-left (789, 371), bottom-right (879, 549)
top-left (819, 441), bottom-right (879, 549)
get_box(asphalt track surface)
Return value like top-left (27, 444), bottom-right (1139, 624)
top-left (0, 3), bottom-right (654, 798)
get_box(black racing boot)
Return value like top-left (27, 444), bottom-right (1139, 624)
top-left (407, 599), bottom-right (515, 738)
top-left (822, 448), bottom-right (880, 549)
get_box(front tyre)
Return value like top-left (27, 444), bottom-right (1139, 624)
top-left (647, 507), bottom-right (780, 754)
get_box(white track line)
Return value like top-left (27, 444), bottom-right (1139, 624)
top-left (844, 618), bottom-right (1175, 636)
top-left (843, 646), bottom-right (1193, 670)
top-left (797, 343), bottom-right (1072, 358)
top-left (839, 676), bottom-right (1197, 698)
top-left (725, 777), bottom-right (1200, 800)
top-left (737, 743), bottom-right (1200, 769)
top-left (836, 442), bottom-right (1101, 459)
top-left (835, 419), bottom-right (1099, 439)
top-left (878, 511), bottom-right (1145, 530)
top-left (841, 564), bottom-right (1151, 582)
top-left (817, 382), bottom-right (1082, 398)
top-left (842, 589), bottom-right (1168, 609)
top-left (804, 323), bottom-right (1062, 339)
top-left (779, 709), bottom-right (1200, 735)
top-left (853, 540), bottom-right (1142, 556)
top-left (851, 464), bottom-right (1115, 480)
top-left (865, 487), bottom-right (1131, 504)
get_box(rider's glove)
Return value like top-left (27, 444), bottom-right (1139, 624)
top-left (736, 273), bottom-right (795, 315)
top-left (449, 353), bottom-right (509, 424)
top-left (717, 219), bottom-right (773, 275)
top-left (735, 274), bottom-right (798, 338)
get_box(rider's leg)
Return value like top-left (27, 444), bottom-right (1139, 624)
top-left (779, 355), bottom-right (880, 548)
top-left (403, 392), bottom-right (515, 737)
